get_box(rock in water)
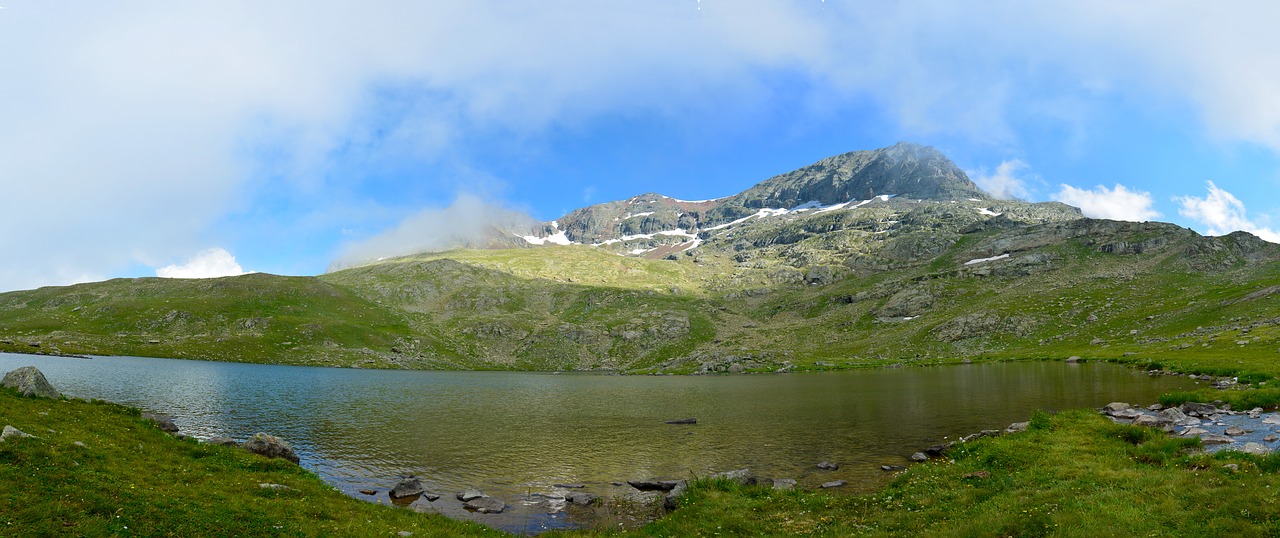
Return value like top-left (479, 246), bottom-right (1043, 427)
top-left (457, 489), bottom-right (486, 502)
top-left (0, 425), bottom-right (33, 441)
top-left (628, 480), bottom-right (682, 492)
top-left (2, 366), bottom-right (60, 399)
top-left (816, 461), bottom-right (839, 471)
top-left (463, 496), bottom-right (505, 514)
top-left (820, 480), bottom-right (847, 489)
top-left (769, 478), bottom-right (797, 491)
top-left (565, 491), bottom-right (597, 505)
top-left (242, 433), bottom-right (300, 464)
top-left (664, 418), bottom-right (697, 425)
top-left (141, 413), bottom-right (179, 433)
top-left (389, 477), bottom-right (425, 499)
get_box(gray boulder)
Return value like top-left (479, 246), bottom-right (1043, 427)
top-left (711, 469), bottom-right (755, 484)
top-left (389, 477), bottom-right (424, 499)
top-left (565, 491), bottom-right (597, 505)
top-left (1102, 402), bottom-right (1132, 414)
top-left (662, 481), bottom-right (688, 511)
top-left (769, 478), bottom-right (797, 490)
top-left (820, 480), bottom-right (847, 489)
top-left (243, 433), bottom-right (300, 464)
top-left (910, 452), bottom-right (929, 462)
top-left (1242, 442), bottom-right (1270, 456)
top-left (628, 479), bottom-right (682, 492)
top-left (1225, 426), bottom-right (1249, 436)
top-left (0, 425), bottom-right (33, 441)
top-left (457, 489), bottom-right (486, 502)
top-left (2, 366), bottom-right (60, 398)
top-left (816, 461), bottom-right (839, 471)
top-left (1180, 402), bottom-right (1218, 417)
top-left (463, 496), bottom-right (505, 514)
top-left (141, 413), bottom-right (179, 433)
top-left (1200, 434), bottom-right (1234, 445)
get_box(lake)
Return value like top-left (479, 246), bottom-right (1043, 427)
top-left (0, 353), bottom-right (1197, 533)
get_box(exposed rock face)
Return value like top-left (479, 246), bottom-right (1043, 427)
top-left (2, 366), bottom-right (60, 399)
top-left (242, 433), bottom-right (300, 464)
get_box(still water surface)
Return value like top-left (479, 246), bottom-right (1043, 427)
top-left (0, 353), bottom-right (1197, 532)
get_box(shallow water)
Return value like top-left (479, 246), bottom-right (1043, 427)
top-left (0, 353), bottom-right (1197, 533)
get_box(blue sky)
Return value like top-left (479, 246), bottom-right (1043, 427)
top-left (2, 1), bottom-right (1279, 291)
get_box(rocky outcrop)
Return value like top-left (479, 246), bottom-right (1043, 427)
top-left (243, 433), bottom-right (300, 464)
top-left (2, 366), bottom-right (60, 399)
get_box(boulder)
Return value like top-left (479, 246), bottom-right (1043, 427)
top-left (259, 483), bottom-right (292, 491)
top-left (820, 480), bottom-right (846, 489)
top-left (242, 433), bottom-right (300, 464)
top-left (141, 413), bottom-right (179, 433)
top-left (1200, 434), bottom-right (1234, 445)
top-left (0, 425), bottom-right (33, 441)
top-left (769, 478), bottom-right (797, 490)
top-left (1005, 422), bottom-right (1029, 433)
top-left (1242, 442), bottom-right (1270, 456)
top-left (1065, 356), bottom-right (1082, 364)
top-left (662, 481), bottom-right (688, 511)
top-left (881, 465), bottom-right (906, 472)
top-left (628, 480), bottom-right (682, 492)
top-left (1179, 427), bottom-right (1210, 437)
top-left (816, 461), bottom-right (839, 471)
top-left (711, 469), bottom-right (755, 485)
top-left (1180, 402), bottom-right (1218, 417)
top-left (457, 489), bottom-right (486, 502)
top-left (1132, 415), bottom-right (1173, 430)
top-left (207, 437), bottom-right (240, 447)
top-left (1, 366), bottom-right (60, 399)
top-left (910, 452), bottom-right (929, 462)
top-left (565, 491), bottom-right (597, 505)
top-left (1264, 415), bottom-right (1280, 425)
top-left (1157, 407), bottom-right (1189, 423)
top-left (389, 477), bottom-right (425, 499)
top-left (1103, 402), bottom-right (1132, 414)
top-left (463, 496), bottom-right (505, 514)
top-left (1265, 435), bottom-right (1279, 443)
top-left (1225, 426), bottom-right (1249, 436)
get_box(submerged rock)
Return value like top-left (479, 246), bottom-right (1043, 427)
top-left (457, 489), bottom-right (486, 502)
top-left (463, 496), bottom-right (505, 514)
top-left (2, 366), bottom-right (60, 399)
top-left (816, 461), bottom-right (839, 471)
top-left (243, 433), bottom-right (300, 464)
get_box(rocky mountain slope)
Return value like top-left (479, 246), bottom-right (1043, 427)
top-left (2, 143), bottom-right (1278, 377)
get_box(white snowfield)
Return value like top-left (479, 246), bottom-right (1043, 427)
top-left (521, 194), bottom-right (896, 254)
top-left (977, 208), bottom-right (1002, 216)
top-left (964, 253), bottom-right (1010, 265)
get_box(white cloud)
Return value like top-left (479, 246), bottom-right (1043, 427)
top-left (1176, 181), bottom-right (1280, 243)
top-left (4, 2), bottom-right (1280, 291)
top-left (971, 159), bottom-right (1031, 200)
top-left (1053, 184), bottom-right (1161, 222)
top-left (328, 194), bottom-right (539, 271)
top-left (156, 248), bottom-right (247, 279)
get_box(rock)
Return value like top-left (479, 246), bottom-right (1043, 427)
top-left (910, 452), bottom-right (929, 462)
top-left (1225, 426), bottom-right (1248, 436)
top-left (358, 489), bottom-right (376, 496)
top-left (925, 443), bottom-right (953, 456)
top-left (424, 493), bottom-right (440, 502)
top-left (141, 413), bottom-right (179, 433)
top-left (1200, 434), bottom-right (1234, 445)
top-left (1262, 415), bottom-right (1280, 425)
top-left (1242, 442), bottom-right (1270, 455)
top-left (1179, 427), bottom-right (1210, 437)
top-left (565, 491), bottom-right (597, 505)
top-left (463, 496), bottom-right (505, 514)
top-left (1108, 408), bottom-right (1142, 419)
top-left (962, 471), bottom-right (991, 479)
top-left (1180, 402), bottom-right (1218, 417)
top-left (820, 480), bottom-right (846, 489)
top-left (1005, 422), bottom-right (1029, 433)
top-left (73, 441), bottom-right (86, 447)
top-left (1102, 402), bottom-right (1132, 414)
top-left (554, 483), bottom-right (585, 489)
top-left (258, 483), bottom-right (292, 491)
top-left (207, 437), bottom-right (240, 447)
top-left (816, 461), bottom-right (839, 471)
top-left (1, 366), bottom-right (60, 398)
top-left (711, 469), bottom-right (755, 484)
top-left (457, 489), bottom-right (486, 502)
top-left (664, 418), bottom-right (697, 425)
top-left (662, 481), bottom-right (688, 511)
top-left (769, 478), bottom-right (797, 490)
top-left (397, 532), bottom-right (413, 537)
top-left (628, 480), bottom-right (683, 492)
top-left (1223, 463), bottom-right (1240, 472)
top-left (389, 477), bottom-right (425, 499)
top-left (1158, 407), bottom-right (1189, 423)
top-left (0, 425), bottom-right (33, 441)
top-left (1265, 435), bottom-right (1278, 443)
top-left (242, 433), bottom-right (300, 464)
top-left (1065, 356), bottom-right (1081, 364)
top-left (1132, 415), bottom-right (1173, 430)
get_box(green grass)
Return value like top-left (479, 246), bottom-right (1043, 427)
top-left (0, 387), bottom-right (500, 536)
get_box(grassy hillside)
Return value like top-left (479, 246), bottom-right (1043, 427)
top-left (1, 215), bottom-right (1277, 376)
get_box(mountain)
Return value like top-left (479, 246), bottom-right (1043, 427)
top-left (2, 143), bottom-right (1278, 378)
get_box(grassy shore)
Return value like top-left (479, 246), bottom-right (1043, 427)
top-left (6, 380), bottom-right (1280, 537)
